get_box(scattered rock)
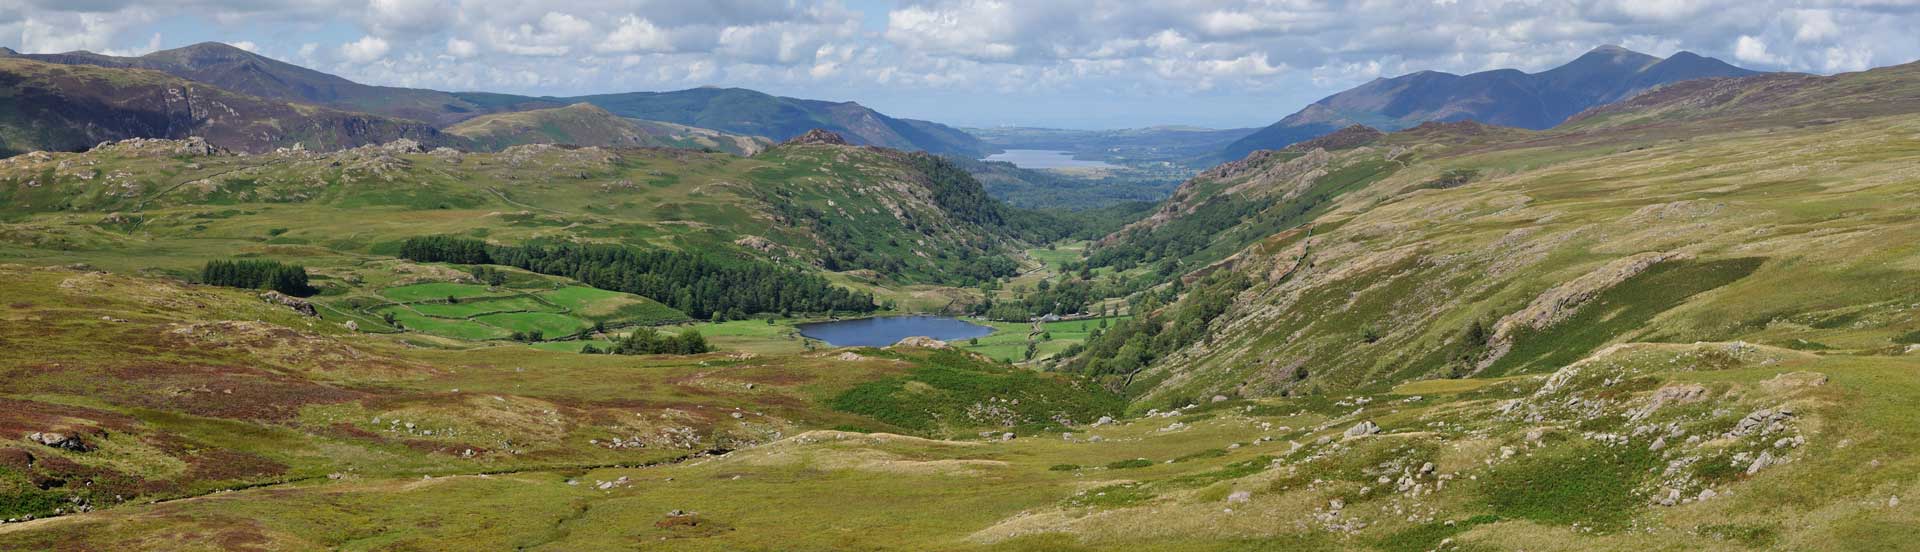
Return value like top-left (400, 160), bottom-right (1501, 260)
top-left (1747, 450), bottom-right (1777, 475)
top-left (1093, 416), bottom-right (1114, 427)
top-left (259, 291), bottom-right (318, 317)
top-left (344, 320), bottom-right (360, 332)
top-left (836, 351), bottom-right (864, 361)
top-left (890, 336), bottom-right (951, 349)
top-left (784, 129), bottom-right (850, 146)
top-left (1343, 421), bottom-right (1381, 439)
top-left (1730, 406), bottom-right (1795, 437)
top-left (1227, 490), bottom-right (1252, 503)
top-left (1211, 395), bottom-right (1230, 403)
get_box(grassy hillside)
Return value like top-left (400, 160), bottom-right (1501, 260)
top-left (1, 266), bottom-right (1914, 550)
top-left (1074, 61), bottom-right (1920, 411)
top-left (445, 104), bottom-right (771, 155)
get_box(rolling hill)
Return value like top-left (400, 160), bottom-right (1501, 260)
top-left (1220, 45), bottom-right (1758, 160)
top-left (444, 103), bottom-right (772, 155)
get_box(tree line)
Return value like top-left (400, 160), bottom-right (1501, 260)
top-left (398, 236), bottom-right (876, 318)
top-left (201, 259), bottom-right (313, 296)
top-left (585, 326), bottom-right (710, 355)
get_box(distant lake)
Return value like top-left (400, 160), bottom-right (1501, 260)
top-left (797, 315), bottom-right (995, 348)
top-left (982, 149), bottom-right (1118, 169)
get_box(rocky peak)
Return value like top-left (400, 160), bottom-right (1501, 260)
top-left (784, 129), bottom-right (850, 146)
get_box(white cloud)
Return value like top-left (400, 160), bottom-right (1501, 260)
top-left (230, 40), bottom-right (257, 52)
top-left (1733, 35), bottom-right (1782, 65)
top-left (3, 0), bottom-right (1920, 127)
top-left (365, 0), bottom-right (446, 36)
top-left (597, 15), bottom-right (673, 53)
top-left (446, 37), bottom-right (477, 58)
top-left (1791, 10), bottom-right (1839, 44)
top-left (339, 35), bottom-right (390, 63)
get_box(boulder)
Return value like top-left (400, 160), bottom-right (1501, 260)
top-left (1227, 490), bottom-right (1252, 503)
top-left (1343, 421), bottom-right (1381, 439)
top-left (27, 431), bottom-right (90, 452)
top-left (259, 291), bottom-right (318, 317)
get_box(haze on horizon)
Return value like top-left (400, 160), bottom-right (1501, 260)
top-left (3, 0), bottom-right (1917, 129)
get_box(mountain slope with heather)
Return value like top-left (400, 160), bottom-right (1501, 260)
top-left (1221, 46), bottom-right (1759, 159)
top-left (0, 42), bottom-right (988, 157)
top-left (0, 57), bottom-right (457, 157)
top-left (0, 42), bottom-right (561, 126)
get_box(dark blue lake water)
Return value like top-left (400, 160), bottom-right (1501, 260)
top-left (796, 315), bottom-right (995, 347)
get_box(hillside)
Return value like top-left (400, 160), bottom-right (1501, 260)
top-left (0, 42), bottom-right (560, 126)
top-left (0, 43), bottom-right (986, 156)
top-left (0, 58), bottom-right (457, 157)
top-left (444, 103), bottom-right (771, 155)
top-left (1221, 46), bottom-right (1758, 159)
top-left (0, 130), bottom-right (1047, 292)
top-left (566, 87), bottom-right (989, 157)
top-left (5, 39), bottom-right (1920, 552)
top-left (1072, 60), bottom-right (1920, 409)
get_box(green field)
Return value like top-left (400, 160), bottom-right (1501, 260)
top-left (406, 295), bottom-right (562, 318)
top-left (381, 282), bottom-right (508, 302)
top-left (537, 285), bottom-right (686, 325)
top-left (473, 312), bottom-right (593, 337)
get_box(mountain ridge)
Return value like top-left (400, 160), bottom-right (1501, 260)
top-left (0, 42), bottom-right (985, 156)
top-left (1221, 45), bottom-right (1759, 159)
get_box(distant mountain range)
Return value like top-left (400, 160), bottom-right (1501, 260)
top-left (0, 42), bottom-right (985, 157)
top-left (0, 56), bottom-right (455, 157)
top-left (1221, 46), bottom-right (1760, 160)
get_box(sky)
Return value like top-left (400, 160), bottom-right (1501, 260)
top-left (2, 1), bottom-right (1918, 129)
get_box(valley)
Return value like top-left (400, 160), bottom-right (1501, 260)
top-left (0, 18), bottom-right (1917, 552)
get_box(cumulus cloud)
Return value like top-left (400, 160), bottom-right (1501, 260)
top-left (1, 0), bottom-right (1918, 127)
top-left (339, 35), bottom-right (390, 63)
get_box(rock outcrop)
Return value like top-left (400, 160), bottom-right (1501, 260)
top-left (784, 129), bottom-right (850, 146)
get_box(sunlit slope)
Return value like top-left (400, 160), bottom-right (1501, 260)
top-left (0, 136), bottom-right (1032, 285)
top-left (1086, 62), bottom-right (1920, 405)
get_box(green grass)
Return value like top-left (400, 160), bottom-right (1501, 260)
top-left (473, 312), bottom-right (592, 338)
top-left (1477, 444), bottom-right (1658, 530)
top-left (536, 286), bottom-right (686, 324)
top-left (828, 349), bottom-right (1124, 436)
top-left (384, 309), bottom-right (512, 340)
top-left (381, 282), bottom-right (505, 302)
top-left (1486, 258), bottom-right (1765, 376)
top-left (407, 295), bottom-right (561, 318)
